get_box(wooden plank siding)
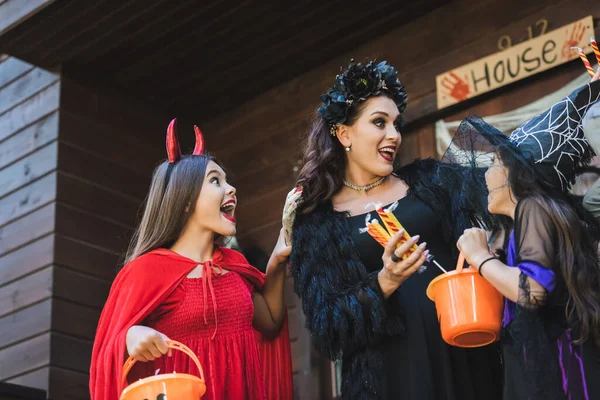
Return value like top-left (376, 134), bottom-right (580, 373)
top-left (197, 2), bottom-right (600, 398)
top-left (40, 76), bottom-right (179, 399)
top-left (0, 0), bottom-right (449, 119)
top-left (0, 71), bottom-right (247, 399)
top-left (1, 1), bottom-right (599, 399)
top-left (0, 0), bottom-right (56, 36)
top-left (0, 55), bottom-right (58, 396)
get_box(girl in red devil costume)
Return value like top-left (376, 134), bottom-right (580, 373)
top-left (89, 120), bottom-right (293, 400)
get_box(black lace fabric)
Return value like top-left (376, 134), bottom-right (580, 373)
top-left (443, 114), bottom-right (600, 399)
top-left (513, 198), bottom-right (560, 308)
top-left (507, 198), bottom-right (568, 400)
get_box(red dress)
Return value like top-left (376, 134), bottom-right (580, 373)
top-left (90, 247), bottom-right (292, 400)
top-left (129, 269), bottom-right (266, 399)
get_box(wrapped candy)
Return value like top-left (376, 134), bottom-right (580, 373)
top-left (377, 202), bottom-right (418, 259)
top-left (361, 202), bottom-right (426, 272)
top-left (572, 46), bottom-right (595, 77)
top-left (362, 202), bottom-right (446, 274)
top-left (591, 37), bottom-right (600, 65)
top-left (366, 219), bottom-right (391, 247)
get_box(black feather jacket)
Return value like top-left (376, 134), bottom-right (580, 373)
top-left (290, 159), bottom-right (509, 399)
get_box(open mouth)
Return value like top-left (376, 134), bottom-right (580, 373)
top-left (220, 199), bottom-right (236, 223)
top-left (378, 146), bottom-right (396, 162)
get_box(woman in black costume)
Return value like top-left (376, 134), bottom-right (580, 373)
top-left (283, 59), bottom-right (505, 399)
top-left (457, 73), bottom-right (600, 400)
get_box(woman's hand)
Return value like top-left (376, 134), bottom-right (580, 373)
top-left (378, 230), bottom-right (428, 297)
top-left (126, 325), bottom-right (171, 362)
top-left (457, 228), bottom-right (493, 269)
top-left (282, 186), bottom-right (303, 245)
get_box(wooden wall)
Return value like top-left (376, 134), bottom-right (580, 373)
top-left (0, 58), bottom-right (190, 398)
top-left (46, 77), bottom-right (182, 399)
top-left (0, 2), bottom-right (76, 395)
top-left (205, 0), bottom-right (594, 253)
top-left (0, 0), bottom-right (56, 37)
top-left (0, 55), bottom-right (59, 395)
top-left (199, 0), bottom-right (600, 397)
top-left (2, 1), bottom-right (600, 399)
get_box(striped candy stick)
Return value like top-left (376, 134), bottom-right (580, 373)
top-left (367, 220), bottom-right (391, 248)
top-left (377, 208), bottom-right (401, 235)
top-left (591, 37), bottom-right (600, 66)
top-left (376, 209), bottom-right (418, 258)
top-left (572, 46), bottom-right (595, 77)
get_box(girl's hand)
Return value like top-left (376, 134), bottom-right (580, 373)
top-left (254, 228), bottom-right (291, 336)
top-left (126, 325), bottom-right (171, 362)
top-left (592, 67), bottom-right (600, 82)
top-left (457, 228), bottom-right (494, 269)
top-left (269, 228), bottom-right (292, 268)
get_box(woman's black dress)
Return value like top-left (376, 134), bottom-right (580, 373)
top-left (345, 194), bottom-right (503, 400)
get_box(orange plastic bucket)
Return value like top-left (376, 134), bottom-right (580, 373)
top-left (426, 253), bottom-right (503, 348)
top-left (120, 340), bottom-right (206, 400)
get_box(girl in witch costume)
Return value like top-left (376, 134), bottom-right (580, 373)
top-left (457, 72), bottom-right (600, 400)
top-left (582, 101), bottom-right (600, 219)
top-left (283, 59), bottom-right (506, 400)
top-left (89, 120), bottom-right (293, 400)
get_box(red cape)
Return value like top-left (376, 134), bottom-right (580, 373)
top-left (90, 247), bottom-right (293, 400)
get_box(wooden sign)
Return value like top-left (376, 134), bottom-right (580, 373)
top-left (436, 16), bottom-right (594, 109)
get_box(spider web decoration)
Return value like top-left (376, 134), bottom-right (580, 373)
top-left (508, 80), bottom-right (600, 191)
top-left (442, 117), bottom-right (500, 168)
top-left (441, 115), bottom-right (529, 174)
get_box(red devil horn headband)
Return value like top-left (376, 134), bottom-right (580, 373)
top-left (193, 125), bottom-right (205, 156)
top-left (166, 119), bottom-right (181, 163)
top-left (166, 118), bottom-right (206, 163)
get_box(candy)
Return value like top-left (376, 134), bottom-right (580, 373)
top-left (376, 206), bottom-right (418, 259)
top-left (572, 46), bottom-right (595, 77)
top-left (363, 206), bottom-right (435, 274)
top-left (367, 220), bottom-right (391, 247)
top-left (591, 37), bottom-right (600, 65)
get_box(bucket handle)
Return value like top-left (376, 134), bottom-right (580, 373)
top-left (456, 252), bottom-right (465, 273)
top-left (121, 339), bottom-right (205, 388)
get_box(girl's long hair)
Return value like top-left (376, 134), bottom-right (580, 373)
top-left (498, 147), bottom-right (600, 346)
top-left (123, 154), bottom-right (216, 265)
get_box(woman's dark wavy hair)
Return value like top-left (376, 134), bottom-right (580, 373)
top-left (497, 146), bottom-right (600, 346)
top-left (295, 96), bottom-right (390, 214)
top-left (297, 59), bottom-right (407, 214)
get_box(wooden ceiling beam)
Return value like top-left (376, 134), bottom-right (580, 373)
top-left (110, 0), bottom-right (262, 84)
top-left (76, 0), bottom-right (201, 64)
top-left (36, 0), bottom-right (143, 64)
top-left (151, 1), bottom-right (335, 96)
top-left (167, 0), bottom-right (407, 104)
top-left (51, 0), bottom-right (175, 64)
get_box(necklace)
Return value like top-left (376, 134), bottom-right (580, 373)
top-left (343, 176), bottom-right (386, 192)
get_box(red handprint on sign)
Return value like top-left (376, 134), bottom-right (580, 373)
top-left (441, 72), bottom-right (471, 102)
top-left (561, 22), bottom-right (586, 60)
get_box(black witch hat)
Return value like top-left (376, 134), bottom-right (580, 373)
top-left (446, 79), bottom-right (600, 193)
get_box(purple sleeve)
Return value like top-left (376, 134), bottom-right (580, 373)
top-left (517, 260), bottom-right (556, 292)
